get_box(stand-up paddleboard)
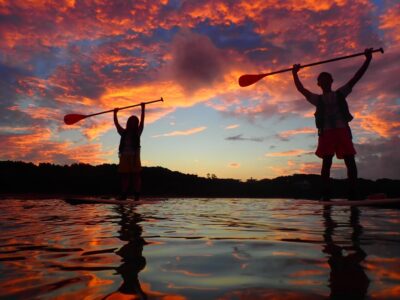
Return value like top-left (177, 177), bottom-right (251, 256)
top-left (314, 197), bottom-right (400, 207)
top-left (64, 197), bottom-right (163, 205)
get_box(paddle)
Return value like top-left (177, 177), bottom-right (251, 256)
top-left (239, 48), bottom-right (384, 87)
top-left (64, 98), bottom-right (164, 125)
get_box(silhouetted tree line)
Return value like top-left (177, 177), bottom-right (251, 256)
top-left (1, 161), bottom-right (399, 199)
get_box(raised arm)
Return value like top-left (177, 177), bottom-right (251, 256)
top-left (292, 64), bottom-right (313, 99)
top-left (345, 48), bottom-right (373, 89)
top-left (138, 103), bottom-right (145, 135)
top-left (113, 108), bottom-right (124, 135)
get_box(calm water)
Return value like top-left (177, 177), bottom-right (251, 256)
top-left (1, 198), bottom-right (400, 300)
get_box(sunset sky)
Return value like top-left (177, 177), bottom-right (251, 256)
top-left (1, 0), bottom-right (399, 180)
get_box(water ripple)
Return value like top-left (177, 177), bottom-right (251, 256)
top-left (0, 198), bottom-right (399, 299)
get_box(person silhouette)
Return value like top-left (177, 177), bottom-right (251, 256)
top-left (322, 206), bottom-right (369, 299)
top-left (292, 49), bottom-right (373, 200)
top-left (114, 103), bottom-right (145, 200)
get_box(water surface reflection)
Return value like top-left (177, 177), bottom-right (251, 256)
top-left (0, 198), bottom-right (399, 299)
top-left (104, 205), bottom-right (147, 299)
top-left (323, 206), bottom-right (369, 299)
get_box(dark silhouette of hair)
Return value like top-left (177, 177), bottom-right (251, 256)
top-left (126, 116), bottom-right (139, 131)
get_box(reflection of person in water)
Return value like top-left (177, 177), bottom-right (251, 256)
top-left (104, 205), bottom-right (147, 299)
top-left (322, 206), bottom-right (369, 299)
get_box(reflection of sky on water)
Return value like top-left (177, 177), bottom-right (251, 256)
top-left (0, 198), bottom-right (399, 299)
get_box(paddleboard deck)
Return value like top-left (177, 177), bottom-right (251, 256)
top-left (64, 197), bottom-right (163, 205)
top-left (312, 197), bottom-right (400, 207)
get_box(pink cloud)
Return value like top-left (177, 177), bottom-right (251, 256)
top-left (277, 127), bottom-right (316, 140)
top-left (152, 126), bottom-right (207, 138)
top-left (265, 149), bottom-right (310, 157)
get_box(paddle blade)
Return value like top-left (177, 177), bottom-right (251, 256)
top-left (64, 114), bottom-right (87, 125)
top-left (238, 74), bottom-right (267, 87)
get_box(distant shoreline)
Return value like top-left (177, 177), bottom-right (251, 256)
top-left (1, 161), bottom-right (399, 199)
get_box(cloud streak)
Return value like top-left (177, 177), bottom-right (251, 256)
top-left (265, 149), bottom-right (310, 157)
top-left (225, 134), bottom-right (264, 142)
top-left (152, 126), bottom-right (207, 138)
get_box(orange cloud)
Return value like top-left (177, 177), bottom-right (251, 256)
top-left (379, 3), bottom-right (400, 42)
top-left (228, 162), bottom-right (240, 168)
top-left (277, 127), bottom-right (316, 139)
top-left (225, 124), bottom-right (240, 129)
top-left (354, 99), bottom-right (400, 138)
top-left (268, 160), bottom-right (346, 178)
top-left (0, 127), bottom-right (110, 165)
top-left (265, 149), bottom-right (309, 157)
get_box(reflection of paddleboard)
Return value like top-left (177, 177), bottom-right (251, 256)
top-left (64, 197), bottom-right (163, 205)
top-left (314, 198), bottom-right (400, 207)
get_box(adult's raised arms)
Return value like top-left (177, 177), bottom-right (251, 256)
top-left (64, 97), bottom-right (164, 125)
top-left (238, 48), bottom-right (384, 87)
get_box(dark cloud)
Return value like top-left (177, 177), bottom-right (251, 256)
top-left (355, 137), bottom-right (400, 179)
top-left (0, 63), bottom-right (37, 127)
top-left (168, 29), bottom-right (232, 93)
top-left (225, 134), bottom-right (264, 142)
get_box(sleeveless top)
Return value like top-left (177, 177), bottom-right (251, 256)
top-left (314, 91), bottom-right (353, 136)
top-left (118, 130), bottom-right (140, 155)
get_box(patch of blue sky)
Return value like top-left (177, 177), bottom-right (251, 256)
top-left (140, 26), bottom-right (180, 44)
top-left (98, 128), bottom-right (120, 163)
top-left (57, 129), bottom-right (87, 145)
top-left (28, 38), bottom-right (107, 79)
top-left (369, 0), bottom-right (387, 40)
top-left (163, 0), bottom-right (183, 10)
top-left (194, 20), bottom-right (263, 51)
top-left (141, 103), bottom-right (280, 178)
top-left (119, 47), bottom-right (143, 57)
top-left (72, 37), bottom-right (112, 49)
top-left (0, 63), bottom-right (29, 83)
top-left (29, 50), bottom-right (63, 78)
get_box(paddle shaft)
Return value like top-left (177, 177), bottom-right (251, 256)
top-left (259, 48), bottom-right (383, 77)
top-left (86, 98), bottom-right (163, 118)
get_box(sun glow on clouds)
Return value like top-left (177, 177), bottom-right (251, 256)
top-left (225, 124), bottom-right (240, 130)
top-left (269, 160), bottom-right (345, 177)
top-left (277, 127), bottom-right (316, 140)
top-left (0, 127), bottom-right (109, 165)
top-left (229, 162), bottom-right (240, 168)
top-left (0, 0), bottom-right (399, 179)
top-left (152, 126), bottom-right (207, 138)
top-left (265, 149), bottom-right (309, 157)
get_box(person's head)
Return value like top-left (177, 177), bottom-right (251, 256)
top-left (126, 115), bottom-right (139, 132)
top-left (317, 72), bottom-right (333, 91)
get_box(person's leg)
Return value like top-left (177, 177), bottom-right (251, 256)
top-left (119, 173), bottom-right (130, 200)
top-left (132, 171), bottom-right (141, 201)
top-left (344, 155), bottom-right (358, 200)
top-left (321, 155), bottom-right (333, 201)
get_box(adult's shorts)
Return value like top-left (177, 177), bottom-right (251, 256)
top-left (316, 127), bottom-right (356, 159)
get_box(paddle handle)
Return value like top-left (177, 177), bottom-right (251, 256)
top-left (86, 98), bottom-right (164, 118)
top-left (262, 48), bottom-right (384, 77)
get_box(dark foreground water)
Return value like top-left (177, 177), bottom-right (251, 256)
top-left (0, 198), bottom-right (399, 299)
